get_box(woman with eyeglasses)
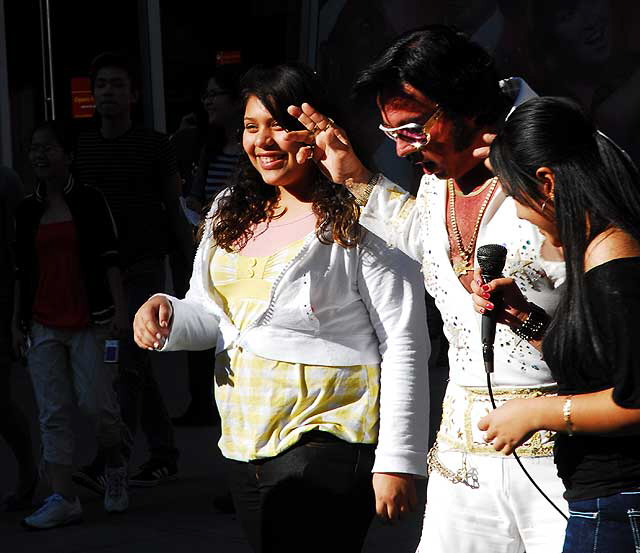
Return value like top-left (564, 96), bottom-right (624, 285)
top-left (13, 121), bottom-right (129, 529)
top-left (170, 68), bottom-right (244, 429)
top-left (133, 62), bottom-right (429, 553)
top-left (179, 68), bottom-right (243, 216)
top-left (471, 97), bottom-right (640, 552)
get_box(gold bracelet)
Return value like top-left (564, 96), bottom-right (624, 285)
top-left (345, 172), bottom-right (381, 206)
top-left (562, 396), bottom-right (574, 436)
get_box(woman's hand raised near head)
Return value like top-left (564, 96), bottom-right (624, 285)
top-left (286, 103), bottom-right (372, 185)
top-left (472, 133), bottom-right (497, 173)
top-left (133, 295), bottom-right (173, 351)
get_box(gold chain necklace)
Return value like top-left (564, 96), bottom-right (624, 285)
top-left (448, 176), bottom-right (498, 276)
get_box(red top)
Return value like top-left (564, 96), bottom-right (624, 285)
top-left (32, 221), bottom-right (90, 329)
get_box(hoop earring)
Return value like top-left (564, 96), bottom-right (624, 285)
top-left (540, 194), bottom-right (554, 214)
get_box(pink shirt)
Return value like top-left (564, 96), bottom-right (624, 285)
top-left (240, 212), bottom-right (316, 257)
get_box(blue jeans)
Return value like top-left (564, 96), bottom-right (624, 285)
top-left (28, 322), bottom-right (123, 465)
top-left (563, 489), bottom-right (640, 552)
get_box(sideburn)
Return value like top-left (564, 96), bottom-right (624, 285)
top-left (451, 115), bottom-right (476, 152)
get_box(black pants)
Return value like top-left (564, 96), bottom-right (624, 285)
top-left (117, 257), bottom-right (178, 463)
top-left (170, 246), bottom-right (216, 418)
top-left (0, 289), bottom-right (34, 479)
top-left (227, 431), bottom-right (376, 553)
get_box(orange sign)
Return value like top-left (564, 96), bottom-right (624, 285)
top-left (216, 51), bottom-right (241, 65)
top-left (71, 77), bottom-right (95, 119)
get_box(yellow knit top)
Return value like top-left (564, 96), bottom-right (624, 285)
top-left (211, 238), bottom-right (379, 461)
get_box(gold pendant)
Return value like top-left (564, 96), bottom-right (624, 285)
top-left (453, 259), bottom-right (472, 276)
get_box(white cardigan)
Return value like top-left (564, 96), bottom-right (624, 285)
top-left (160, 218), bottom-right (431, 476)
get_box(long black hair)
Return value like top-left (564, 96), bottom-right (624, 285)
top-left (206, 62), bottom-right (360, 251)
top-left (490, 96), bottom-right (640, 369)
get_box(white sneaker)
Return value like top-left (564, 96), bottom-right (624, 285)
top-left (22, 493), bottom-right (82, 529)
top-left (104, 466), bottom-right (129, 513)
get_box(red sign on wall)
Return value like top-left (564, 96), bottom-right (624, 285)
top-left (71, 77), bottom-right (95, 119)
top-left (216, 51), bottom-right (241, 65)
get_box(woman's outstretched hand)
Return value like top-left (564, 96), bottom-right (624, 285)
top-left (285, 103), bottom-right (371, 184)
top-left (478, 399), bottom-right (539, 455)
top-left (133, 295), bottom-right (173, 351)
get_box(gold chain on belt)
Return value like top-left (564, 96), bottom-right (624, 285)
top-left (427, 442), bottom-right (479, 489)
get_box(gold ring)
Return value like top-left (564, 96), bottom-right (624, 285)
top-left (311, 123), bottom-right (321, 135)
top-left (325, 117), bottom-right (335, 130)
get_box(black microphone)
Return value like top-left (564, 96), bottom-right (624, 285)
top-left (476, 244), bottom-right (507, 374)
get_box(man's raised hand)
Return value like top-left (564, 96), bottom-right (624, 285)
top-left (286, 103), bottom-right (371, 184)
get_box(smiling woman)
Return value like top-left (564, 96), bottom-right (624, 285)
top-left (132, 63), bottom-right (431, 553)
top-left (210, 63), bottom-right (361, 252)
top-left (242, 95), bottom-right (314, 190)
top-left (14, 121), bottom-right (129, 529)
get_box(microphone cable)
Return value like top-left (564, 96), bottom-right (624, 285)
top-left (485, 373), bottom-right (568, 521)
top-left (477, 243), bottom-right (567, 521)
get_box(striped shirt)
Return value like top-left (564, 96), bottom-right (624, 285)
top-left (74, 126), bottom-right (178, 265)
top-left (203, 152), bottom-right (240, 202)
top-left (211, 239), bottom-right (380, 461)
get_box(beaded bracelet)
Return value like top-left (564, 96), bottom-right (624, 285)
top-left (512, 302), bottom-right (549, 342)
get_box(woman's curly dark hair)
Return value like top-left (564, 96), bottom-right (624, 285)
top-left (200, 62), bottom-right (361, 251)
